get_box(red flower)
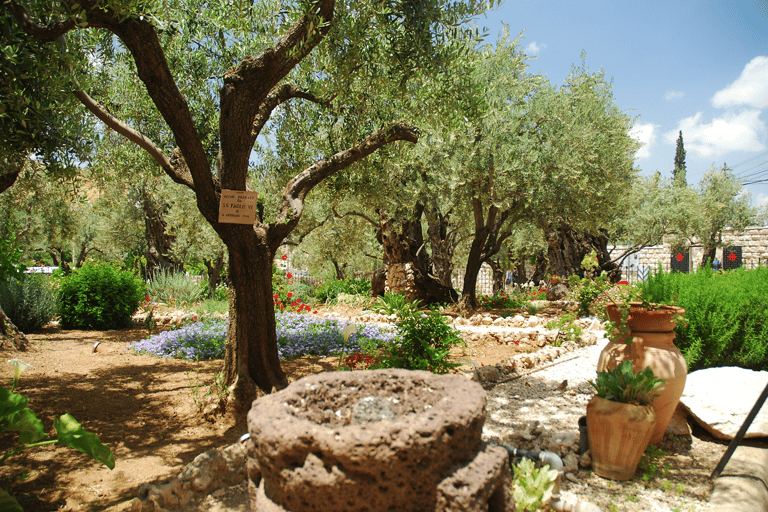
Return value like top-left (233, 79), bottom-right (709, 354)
top-left (281, 254), bottom-right (287, 260)
top-left (287, 292), bottom-right (293, 298)
top-left (618, 280), bottom-right (629, 286)
top-left (273, 294), bottom-right (279, 300)
top-left (280, 304), bottom-right (284, 310)
top-left (286, 273), bottom-right (293, 279)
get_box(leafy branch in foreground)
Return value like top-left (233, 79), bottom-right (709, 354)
top-left (0, 360), bottom-right (114, 511)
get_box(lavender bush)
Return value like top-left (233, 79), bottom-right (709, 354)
top-left (128, 313), bottom-right (398, 361)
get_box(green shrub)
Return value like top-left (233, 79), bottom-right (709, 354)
top-left (0, 275), bottom-right (58, 333)
top-left (59, 263), bottom-right (145, 330)
top-left (637, 266), bottom-right (768, 371)
top-left (312, 278), bottom-right (371, 304)
top-left (374, 300), bottom-right (465, 374)
top-left (146, 269), bottom-right (205, 305)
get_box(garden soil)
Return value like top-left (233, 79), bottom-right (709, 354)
top-left (0, 305), bottom-right (741, 512)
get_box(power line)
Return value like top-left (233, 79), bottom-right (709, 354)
top-left (733, 159), bottom-right (768, 179)
top-left (731, 152), bottom-right (768, 170)
top-left (736, 165), bottom-right (768, 183)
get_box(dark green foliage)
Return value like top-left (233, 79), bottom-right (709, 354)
top-left (0, 275), bottom-right (58, 333)
top-left (637, 266), bottom-right (768, 371)
top-left (58, 263), bottom-right (145, 330)
top-left (374, 300), bottom-right (465, 374)
top-left (589, 360), bottom-right (666, 405)
top-left (673, 130), bottom-right (686, 185)
top-left (312, 278), bottom-right (371, 304)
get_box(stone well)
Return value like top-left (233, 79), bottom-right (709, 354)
top-left (246, 369), bottom-right (514, 512)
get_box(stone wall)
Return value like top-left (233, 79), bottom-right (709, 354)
top-left (612, 225), bottom-right (768, 279)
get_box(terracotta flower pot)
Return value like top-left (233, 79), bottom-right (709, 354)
top-left (600, 303), bottom-right (687, 445)
top-left (586, 395), bottom-right (656, 481)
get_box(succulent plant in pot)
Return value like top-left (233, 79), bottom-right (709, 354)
top-left (586, 360), bottom-right (667, 480)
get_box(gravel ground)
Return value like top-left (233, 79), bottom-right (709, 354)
top-left (483, 337), bottom-right (719, 512)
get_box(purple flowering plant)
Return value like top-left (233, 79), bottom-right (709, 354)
top-left (128, 313), bottom-right (399, 361)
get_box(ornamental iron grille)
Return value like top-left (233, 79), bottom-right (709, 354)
top-left (670, 248), bottom-right (689, 273)
top-left (723, 246), bottom-right (743, 270)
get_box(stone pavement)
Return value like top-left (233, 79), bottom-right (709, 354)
top-left (709, 445), bottom-right (768, 512)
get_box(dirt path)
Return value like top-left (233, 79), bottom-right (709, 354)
top-left (0, 325), bottom-right (346, 512)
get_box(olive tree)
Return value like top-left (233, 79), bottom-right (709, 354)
top-left (3, 0), bottom-right (491, 406)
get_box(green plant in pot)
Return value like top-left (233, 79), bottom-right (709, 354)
top-left (599, 285), bottom-right (687, 446)
top-left (586, 360), bottom-right (666, 480)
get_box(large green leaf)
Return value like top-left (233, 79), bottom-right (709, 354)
top-left (0, 387), bottom-right (45, 444)
top-left (54, 414), bottom-right (115, 470)
top-left (0, 488), bottom-right (23, 512)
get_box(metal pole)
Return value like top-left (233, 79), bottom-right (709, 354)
top-left (711, 380), bottom-right (768, 479)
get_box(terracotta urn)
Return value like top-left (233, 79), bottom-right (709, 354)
top-left (599, 303), bottom-right (687, 445)
top-left (586, 395), bottom-right (656, 481)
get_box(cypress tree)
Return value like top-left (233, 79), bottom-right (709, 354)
top-left (673, 130), bottom-right (687, 186)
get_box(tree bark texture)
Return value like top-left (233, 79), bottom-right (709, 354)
top-left (141, 191), bottom-right (179, 276)
top-left (203, 252), bottom-right (226, 299)
top-left (546, 224), bottom-right (620, 281)
top-left (425, 207), bottom-right (459, 288)
top-left (0, 305), bottom-right (30, 351)
top-left (376, 209), bottom-right (457, 305)
top-left (221, 227), bottom-right (286, 408)
top-left (486, 258), bottom-right (504, 295)
top-left (460, 199), bottom-right (514, 309)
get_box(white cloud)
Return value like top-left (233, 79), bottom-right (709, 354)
top-left (665, 110), bottom-right (766, 158)
top-left (755, 193), bottom-right (768, 209)
top-left (665, 91), bottom-right (685, 101)
top-left (630, 122), bottom-right (657, 160)
top-left (711, 56), bottom-right (768, 109)
top-left (526, 41), bottom-right (546, 55)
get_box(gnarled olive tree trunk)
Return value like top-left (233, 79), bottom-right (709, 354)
top-left (376, 206), bottom-right (457, 305)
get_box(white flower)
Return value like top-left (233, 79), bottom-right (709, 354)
top-left (8, 359), bottom-right (32, 383)
top-left (341, 324), bottom-right (357, 342)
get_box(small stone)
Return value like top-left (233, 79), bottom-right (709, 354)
top-left (351, 396), bottom-right (395, 424)
top-left (579, 451), bottom-right (592, 468)
top-left (564, 472), bottom-right (579, 483)
top-left (563, 453), bottom-right (579, 473)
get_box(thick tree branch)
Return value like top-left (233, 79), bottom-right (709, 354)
top-left (268, 123), bottom-right (418, 249)
top-left (332, 207), bottom-right (380, 228)
top-left (0, 163), bottom-right (23, 194)
top-left (71, 90), bottom-right (190, 185)
top-left (251, 84), bottom-right (333, 143)
top-left (219, 0), bottom-right (336, 191)
top-left (5, 0), bottom-right (76, 41)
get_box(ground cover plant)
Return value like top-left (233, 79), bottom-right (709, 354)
top-left (128, 313), bottom-right (399, 362)
top-left (637, 265), bottom-right (768, 371)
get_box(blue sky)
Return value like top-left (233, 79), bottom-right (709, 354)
top-left (477, 1), bottom-right (768, 206)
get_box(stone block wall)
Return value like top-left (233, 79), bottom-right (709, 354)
top-left (612, 225), bottom-right (768, 278)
